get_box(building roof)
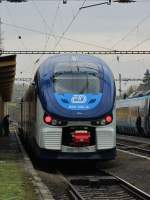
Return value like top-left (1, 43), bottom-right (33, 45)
top-left (0, 55), bottom-right (16, 101)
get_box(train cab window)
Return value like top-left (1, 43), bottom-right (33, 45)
top-left (53, 73), bottom-right (101, 94)
top-left (53, 62), bottom-right (102, 94)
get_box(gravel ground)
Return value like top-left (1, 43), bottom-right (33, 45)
top-left (97, 150), bottom-right (150, 195)
top-left (117, 134), bottom-right (150, 145)
top-left (37, 170), bottom-right (70, 200)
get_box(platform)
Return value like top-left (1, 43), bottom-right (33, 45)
top-left (0, 124), bottom-right (54, 200)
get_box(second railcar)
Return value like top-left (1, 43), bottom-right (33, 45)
top-left (21, 54), bottom-right (116, 160)
top-left (116, 96), bottom-right (150, 136)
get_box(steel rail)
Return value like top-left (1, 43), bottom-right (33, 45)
top-left (118, 149), bottom-right (150, 160)
top-left (56, 170), bottom-right (85, 200)
top-left (117, 142), bottom-right (150, 155)
top-left (58, 169), bottom-right (150, 200)
top-left (99, 170), bottom-right (150, 200)
top-left (117, 142), bottom-right (150, 153)
top-left (114, 175), bottom-right (150, 200)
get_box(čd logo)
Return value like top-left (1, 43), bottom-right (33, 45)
top-left (71, 95), bottom-right (87, 104)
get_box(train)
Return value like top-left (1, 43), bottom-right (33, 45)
top-left (116, 96), bottom-right (150, 136)
top-left (20, 53), bottom-right (116, 160)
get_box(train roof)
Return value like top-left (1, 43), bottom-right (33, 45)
top-left (117, 95), bottom-right (150, 107)
top-left (36, 54), bottom-right (113, 78)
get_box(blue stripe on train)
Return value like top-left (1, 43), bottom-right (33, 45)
top-left (54, 93), bottom-right (102, 110)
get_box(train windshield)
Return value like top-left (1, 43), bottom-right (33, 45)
top-left (53, 73), bottom-right (101, 94)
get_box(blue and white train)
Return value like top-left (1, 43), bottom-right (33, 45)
top-left (21, 54), bottom-right (116, 160)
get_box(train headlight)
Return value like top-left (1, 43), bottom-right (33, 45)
top-left (100, 119), bottom-right (106, 125)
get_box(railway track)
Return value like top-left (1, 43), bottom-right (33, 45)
top-left (117, 138), bottom-right (150, 158)
top-left (52, 170), bottom-right (150, 200)
top-left (21, 131), bottom-right (150, 200)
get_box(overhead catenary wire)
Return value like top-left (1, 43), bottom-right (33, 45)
top-left (79, 1), bottom-right (111, 10)
top-left (129, 35), bottom-right (150, 50)
top-left (109, 11), bottom-right (150, 65)
top-left (3, 3), bottom-right (35, 73)
top-left (4, 4), bottom-right (31, 51)
top-left (110, 12), bottom-right (150, 50)
top-left (31, 0), bottom-right (62, 51)
top-left (31, 0), bottom-right (49, 44)
top-left (43, 0), bottom-right (62, 50)
top-left (2, 21), bottom-right (110, 50)
top-left (4, 1), bottom-right (150, 53)
top-left (53, 0), bottom-right (87, 50)
top-left (4, 4), bottom-right (25, 50)
top-left (31, 0), bottom-right (62, 75)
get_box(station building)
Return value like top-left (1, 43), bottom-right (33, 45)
top-left (0, 55), bottom-right (16, 121)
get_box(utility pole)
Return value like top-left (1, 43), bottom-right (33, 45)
top-left (118, 73), bottom-right (122, 97)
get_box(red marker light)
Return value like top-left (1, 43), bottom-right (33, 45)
top-left (44, 115), bottom-right (53, 124)
top-left (105, 115), bottom-right (113, 123)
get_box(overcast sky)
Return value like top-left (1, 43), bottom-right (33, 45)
top-left (0, 0), bottom-right (150, 93)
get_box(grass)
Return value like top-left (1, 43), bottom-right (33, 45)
top-left (0, 160), bottom-right (38, 200)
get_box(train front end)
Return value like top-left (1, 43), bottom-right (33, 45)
top-left (35, 54), bottom-right (116, 160)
